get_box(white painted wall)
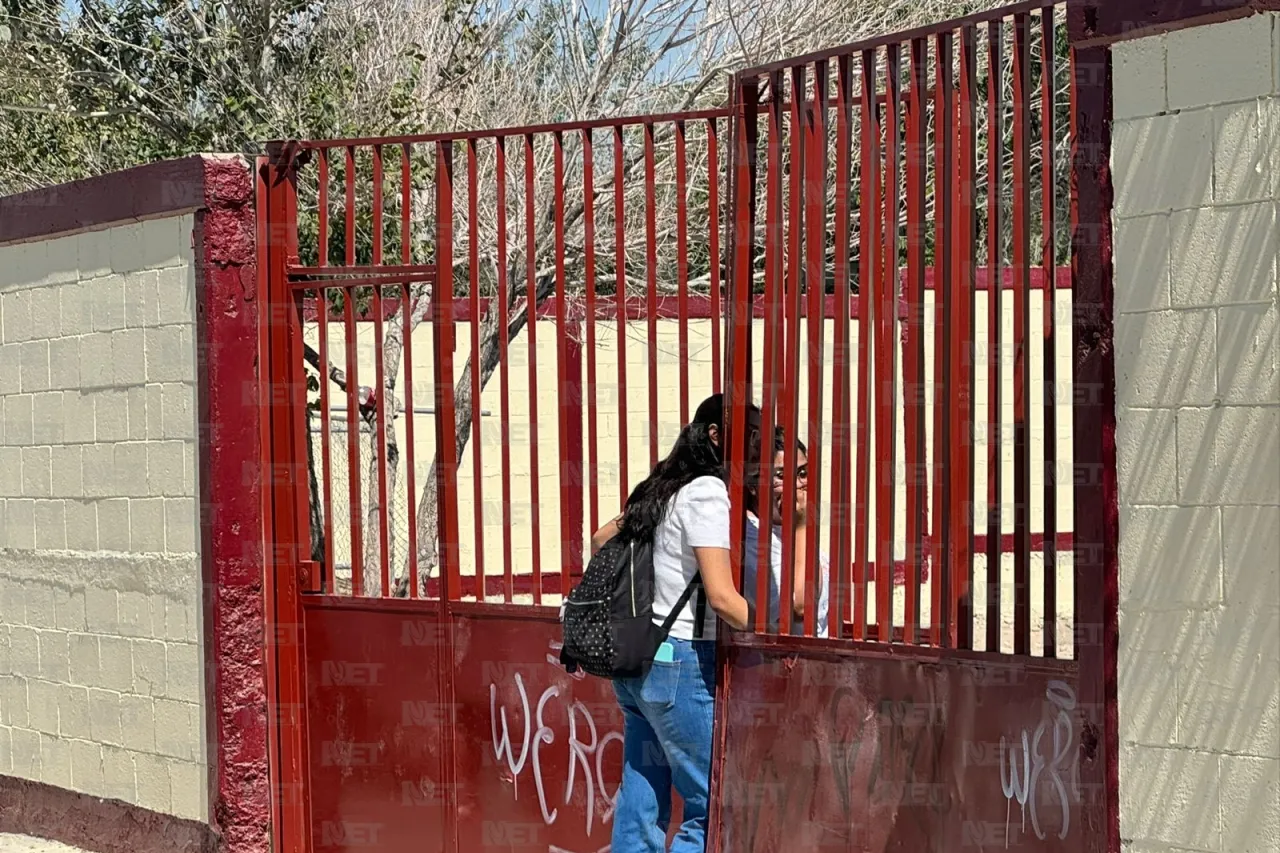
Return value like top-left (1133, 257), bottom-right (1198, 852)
top-left (1112, 13), bottom-right (1280, 853)
top-left (0, 216), bottom-right (207, 822)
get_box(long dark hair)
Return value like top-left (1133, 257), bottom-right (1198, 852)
top-left (618, 393), bottom-right (762, 541)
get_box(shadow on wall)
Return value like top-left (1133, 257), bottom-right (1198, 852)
top-left (1112, 69), bottom-right (1280, 852)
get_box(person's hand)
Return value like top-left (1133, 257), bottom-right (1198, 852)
top-left (794, 484), bottom-right (808, 525)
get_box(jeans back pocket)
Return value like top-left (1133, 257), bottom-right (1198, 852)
top-left (639, 659), bottom-right (682, 711)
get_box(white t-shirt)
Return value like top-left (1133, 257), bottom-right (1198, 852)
top-left (650, 475), bottom-right (729, 640)
top-left (742, 513), bottom-right (831, 638)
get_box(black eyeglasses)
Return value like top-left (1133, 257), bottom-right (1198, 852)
top-left (772, 464), bottom-right (808, 483)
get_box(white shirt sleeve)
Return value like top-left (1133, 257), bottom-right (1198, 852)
top-left (675, 476), bottom-right (732, 549)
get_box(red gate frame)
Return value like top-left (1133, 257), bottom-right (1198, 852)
top-left (255, 1), bottom-right (1280, 849)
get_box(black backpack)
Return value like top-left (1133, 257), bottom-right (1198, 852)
top-left (558, 531), bottom-right (703, 679)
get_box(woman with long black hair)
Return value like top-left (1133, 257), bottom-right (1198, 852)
top-left (589, 392), bottom-right (758, 852)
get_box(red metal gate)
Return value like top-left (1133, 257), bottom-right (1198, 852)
top-left (256, 2), bottom-right (1116, 851)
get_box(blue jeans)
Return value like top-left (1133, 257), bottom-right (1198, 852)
top-left (612, 637), bottom-right (717, 852)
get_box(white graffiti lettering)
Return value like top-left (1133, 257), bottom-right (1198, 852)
top-left (999, 680), bottom-right (1079, 848)
top-left (489, 646), bottom-right (622, 842)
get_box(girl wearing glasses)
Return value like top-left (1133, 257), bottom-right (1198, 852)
top-left (742, 428), bottom-right (831, 637)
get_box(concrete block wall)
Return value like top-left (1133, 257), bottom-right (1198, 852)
top-left (0, 216), bottom-right (207, 822)
top-left (1111, 13), bottom-right (1280, 853)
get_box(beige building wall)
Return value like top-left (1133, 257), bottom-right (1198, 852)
top-left (310, 286), bottom-right (1076, 651)
top-left (1111, 13), bottom-right (1280, 853)
top-left (0, 216), bottom-right (207, 821)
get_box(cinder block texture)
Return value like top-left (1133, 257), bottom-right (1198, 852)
top-left (0, 215), bottom-right (206, 823)
top-left (1114, 16), bottom-right (1280, 853)
top-left (1166, 14), bottom-right (1275, 110)
top-left (1112, 34), bottom-right (1167, 120)
top-left (0, 551), bottom-right (205, 821)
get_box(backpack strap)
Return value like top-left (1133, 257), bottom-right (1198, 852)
top-left (692, 584), bottom-right (708, 640)
top-left (658, 573), bottom-right (703, 639)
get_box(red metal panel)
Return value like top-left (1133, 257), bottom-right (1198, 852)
top-left (717, 643), bottom-right (1086, 852)
top-left (303, 601), bottom-right (448, 853)
top-left (449, 612), bottom-right (686, 851)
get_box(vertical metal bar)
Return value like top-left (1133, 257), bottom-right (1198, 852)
top-left (583, 129), bottom-right (601, 535)
top-left (708, 117), bottom-right (723, 395)
top-left (400, 144), bottom-right (419, 598)
top-left (985, 22), bottom-right (1004, 653)
top-left (317, 151), bottom-right (335, 593)
top-left (936, 42), bottom-right (954, 644)
top-left (524, 133), bottom-right (543, 604)
top-left (727, 77), bottom-right (760, 620)
top-left (343, 145), bottom-right (363, 594)
top-left (1012, 12), bottom-right (1032, 656)
top-left (644, 122), bottom-right (660, 468)
top-left (432, 142), bottom-right (460, 847)
top-left (934, 32), bottom-right (956, 647)
top-left (876, 44), bottom-right (901, 643)
top-left (676, 120), bottom-right (691, 425)
top-left (829, 54), bottom-right (854, 641)
top-left (260, 151), bottom-right (312, 853)
top-left (554, 131), bottom-right (574, 597)
top-left (1040, 5), bottom-right (1058, 658)
top-left (802, 61), bottom-right (829, 638)
top-left (754, 70), bottom-right (784, 633)
top-left (496, 137), bottom-right (514, 602)
top-left (614, 126), bottom-right (630, 506)
top-left (956, 23), bottom-right (979, 650)
top-left (904, 38), bottom-right (928, 646)
top-left (467, 139), bottom-right (485, 594)
top-left (434, 141), bottom-right (462, 602)
top-left (372, 145), bottom-right (391, 597)
top-left (778, 64), bottom-right (807, 637)
top-left (853, 49), bottom-right (879, 641)
top-left (1070, 37), bottom-right (1120, 845)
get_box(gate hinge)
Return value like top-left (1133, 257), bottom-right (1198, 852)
top-left (299, 560), bottom-right (321, 592)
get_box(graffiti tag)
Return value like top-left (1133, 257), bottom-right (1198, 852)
top-left (999, 680), bottom-right (1079, 847)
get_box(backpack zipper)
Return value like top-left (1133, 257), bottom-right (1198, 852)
top-left (629, 541), bottom-right (636, 617)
